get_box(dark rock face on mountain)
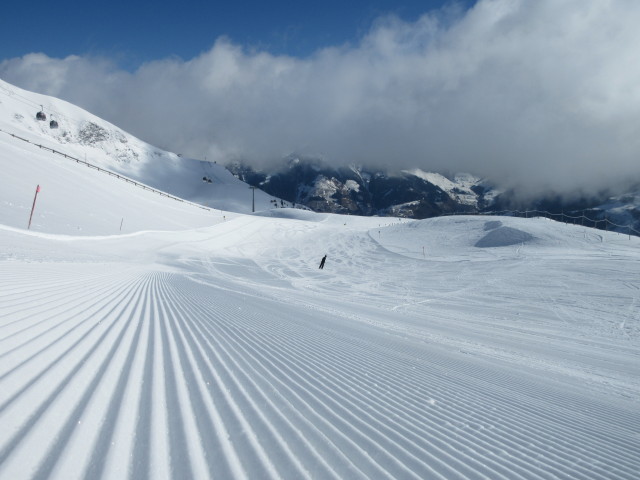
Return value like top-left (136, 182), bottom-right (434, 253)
top-left (228, 158), bottom-right (640, 236)
top-left (227, 158), bottom-right (497, 219)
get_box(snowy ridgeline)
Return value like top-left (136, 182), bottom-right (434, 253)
top-left (0, 78), bottom-right (286, 216)
top-left (1, 79), bottom-right (640, 479)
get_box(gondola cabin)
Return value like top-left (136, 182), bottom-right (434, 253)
top-left (50, 118), bottom-right (59, 129)
top-left (36, 108), bottom-right (46, 121)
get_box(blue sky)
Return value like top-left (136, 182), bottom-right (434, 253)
top-left (3, 0), bottom-right (473, 67)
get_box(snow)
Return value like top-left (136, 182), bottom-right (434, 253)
top-left (405, 169), bottom-right (481, 206)
top-left (474, 225), bottom-right (535, 248)
top-left (1, 81), bottom-right (640, 479)
top-left (0, 79), bottom-right (281, 219)
top-left (344, 179), bottom-right (360, 192)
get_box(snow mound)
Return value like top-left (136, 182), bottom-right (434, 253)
top-left (483, 220), bottom-right (503, 231)
top-left (475, 226), bottom-right (535, 248)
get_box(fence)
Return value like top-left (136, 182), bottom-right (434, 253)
top-left (472, 208), bottom-right (640, 239)
top-left (0, 127), bottom-right (213, 212)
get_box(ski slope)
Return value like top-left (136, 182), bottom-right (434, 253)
top-left (2, 83), bottom-right (640, 479)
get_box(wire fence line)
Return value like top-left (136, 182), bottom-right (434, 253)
top-left (0, 128), bottom-right (213, 212)
top-left (454, 208), bottom-right (640, 239)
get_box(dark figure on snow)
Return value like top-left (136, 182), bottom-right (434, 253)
top-left (319, 255), bottom-right (327, 269)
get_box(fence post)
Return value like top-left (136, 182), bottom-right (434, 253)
top-left (28, 185), bottom-right (41, 229)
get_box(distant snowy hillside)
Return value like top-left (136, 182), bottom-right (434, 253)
top-left (0, 78), bottom-right (286, 214)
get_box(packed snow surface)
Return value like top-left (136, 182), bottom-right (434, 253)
top-left (1, 82), bottom-right (640, 479)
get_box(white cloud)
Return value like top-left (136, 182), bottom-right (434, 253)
top-left (2, 0), bottom-right (639, 197)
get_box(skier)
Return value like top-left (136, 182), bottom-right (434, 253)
top-left (319, 255), bottom-right (327, 269)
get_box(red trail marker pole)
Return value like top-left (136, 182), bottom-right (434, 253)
top-left (27, 184), bottom-right (41, 230)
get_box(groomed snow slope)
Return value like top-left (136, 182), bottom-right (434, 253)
top-left (2, 88), bottom-right (640, 479)
top-left (2, 210), bottom-right (639, 480)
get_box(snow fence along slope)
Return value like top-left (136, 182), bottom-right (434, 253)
top-left (1, 213), bottom-right (639, 480)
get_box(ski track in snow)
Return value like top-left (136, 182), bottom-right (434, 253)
top-left (1, 216), bottom-right (639, 480)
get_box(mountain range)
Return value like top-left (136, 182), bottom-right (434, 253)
top-left (1, 77), bottom-right (637, 236)
top-left (228, 158), bottom-right (640, 236)
top-left (227, 159), bottom-right (498, 218)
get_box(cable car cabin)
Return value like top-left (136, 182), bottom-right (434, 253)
top-left (50, 120), bottom-right (59, 129)
top-left (36, 111), bottom-right (46, 121)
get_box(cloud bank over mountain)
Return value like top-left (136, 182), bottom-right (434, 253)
top-left (2, 0), bottom-right (639, 197)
